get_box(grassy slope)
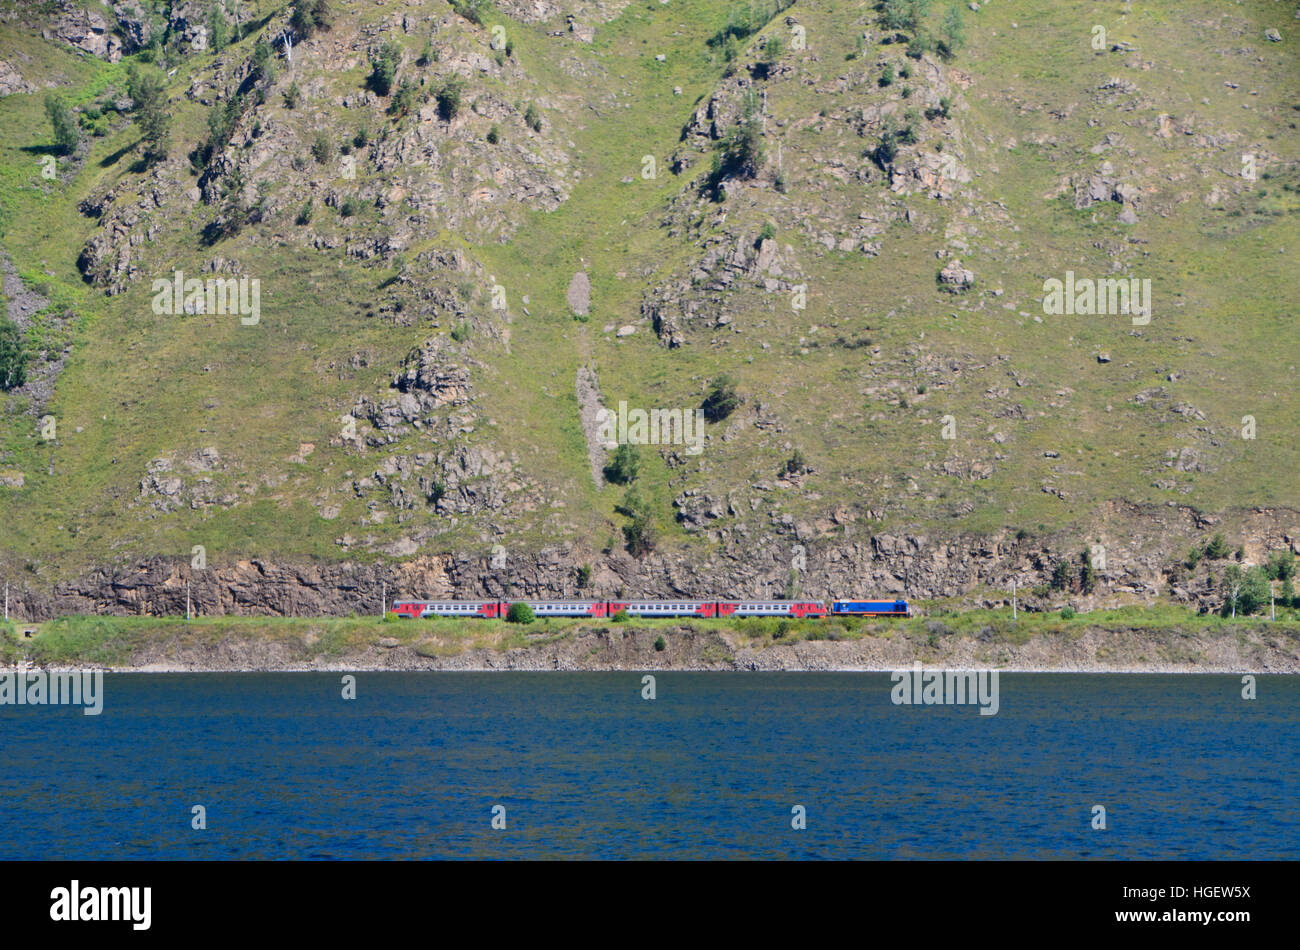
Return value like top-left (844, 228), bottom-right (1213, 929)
top-left (0, 0), bottom-right (1297, 585)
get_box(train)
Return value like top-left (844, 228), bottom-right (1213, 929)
top-left (389, 598), bottom-right (911, 619)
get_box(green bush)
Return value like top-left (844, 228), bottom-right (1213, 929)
top-left (450, 321), bottom-right (471, 342)
top-left (524, 102), bottom-right (542, 131)
top-left (653, 635), bottom-right (666, 651)
top-left (612, 608), bottom-right (630, 623)
top-left (1060, 605), bottom-right (1076, 620)
top-left (506, 602), bottom-right (536, 624)
top-left (486, 124), bottom-right (500, 144)
top-left (296, 198), bottom-right (313, 225)
top-left (1205, 533), bottom-right (1230, 560)
top-left (576, 564), bottom-right (592, 588)
top-left (603, 443), bottom-right (640, 484)
top-left (0, 319), bottom-right (28, 391)
top-left (450, 0), bottom-right (488, 25)
top-left (701, 374), bottom-right (741, 422)
top-left (381, 610), bottom-right (399, 623)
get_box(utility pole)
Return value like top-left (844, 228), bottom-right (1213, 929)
top-left (186, 580), bottom-right (191, 622)
top-left (1012, 579), bottom-right (1017, 620)
top-left (382, 581), bottom-right (386, 617)
top-left (1271, 593), bottom-right (1275, 621)
top-left (4, 582), bottom-right (8, 622)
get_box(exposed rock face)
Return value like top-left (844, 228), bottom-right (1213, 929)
top-left (12, 505), bottom-right (1300, 621)
top-left (41, 3), bottom-right (123, 61)
top-left (0, 59), bottom-right (37, 96)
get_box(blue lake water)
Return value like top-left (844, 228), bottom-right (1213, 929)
top-left (0, 673), bottom-right (1295, 859)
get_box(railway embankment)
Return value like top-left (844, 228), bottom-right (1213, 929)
top-left (3, 610), bottom-right (1298, 673)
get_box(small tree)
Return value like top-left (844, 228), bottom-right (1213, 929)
top-left (576, 564), bottom-right (593, 588)
top-left (1050, 559), bottom-right (1071, 592)
top-left (701, 374), bottom-right (740, 422)
top-left (127, 65), bottom-right (171, 161)
top-left (620, 488), bottom-right (658, 557)
top-left (251, 34), bottom-right (275, 85)
top-left (1205, 532), bottom-right (1230, 560)
top-left (311, 131), bottom-right (332, 163)
top-left (283, 81), bottom-right (301, 109)
top-left (603, 443), bottom-right (640, 484)
top-left (0, 319), bottom-right (27, 390)
top-left (436, 76), bottom-right (464, 121)
top-left (938, 4), bottom-right (966, 59)
top-left (44, 95), bottom-right (80, 154)
top-left (368, 41), bottom-right (401, 95)
top-left (296, 198), bottom-right (313, 225)
top-left (506, 602), bottom-right (536, 624)
top-left (291, 0), bottom-right (332, 38)
top-left (209, 2), bottom-right (230, 52)
top-left (1080, 550), bottom-right (1097, 594)
top-left (523, 102), bottom-right (542, 131)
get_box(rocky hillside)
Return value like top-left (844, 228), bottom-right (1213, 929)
top-left (1, 0), bottom-right (1298, 618)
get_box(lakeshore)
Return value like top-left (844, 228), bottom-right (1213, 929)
top-left (3, 607), bottom-right (1298, 673)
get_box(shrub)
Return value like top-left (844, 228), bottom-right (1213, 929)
top-left (702, 374), bottom-right (740, 422)
top-left (283, 81), bottom-right (301, 109)
top-left (654, 635), bottom-right (666, 651)
top-left (1060, 605), bottom-right (1076, 620)
top-left (450, 320), bottom-right (471, 342)
top-left (784, 449), bottom-right (807, 475)
top-left (0, 320), bottom-right (28, 390)
top-left (603, 443), bottom-right (640, 484)
top-left (382, 610), bottom-right (399, 623)
top-left (774, 620), bottom-right (790, 639)
top-left (1050, 560), bottom-right (1072, 591)
top-left (576, 564), bottom-right (593, 588)
top-left (612, 608), bottom-right (630, 623)
top-left (353, 126), bottom-right (370, 148)
top-left (523, 102), bottom-right (542, 131)
top-left (339, 197), bottom-right (360, 217)
top-left (619, 488), bottom-right (657, 557)
top-left (1184, 546), bottom-right (1202, 570)
top-left (757, 221), bottom-right (776, 243)
top-left (506, 602), bottom-right (536, 624)
top-left (879, 63), bottom-right (894, 87)
top-left (417, 36), bottom-right (438, 66)
top-left (389, 78), bottom-right (416, 117)
top-left (296, 198), bottom-right (313, 225)
top-left (486, 124), bottom-right (500, 144)
top-left (450, 0), bottom-right (488, 25)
